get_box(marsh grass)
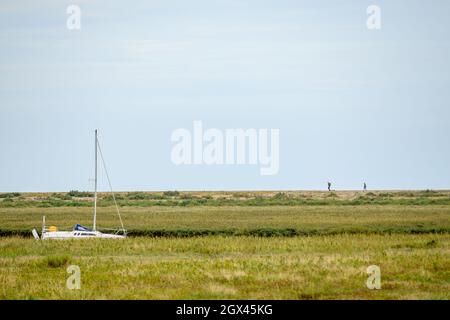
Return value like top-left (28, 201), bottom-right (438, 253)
top-left (0, 203), bottom-right (449, 237)
top-left (0, 234), bottom-right (448, 299)
top-left (0, 191), bottom-right (448, 299)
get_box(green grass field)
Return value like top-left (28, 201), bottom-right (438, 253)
top-left (0, 191), bottom-right (449, 299)
top-left (1, 235), bottom-right (449, 299)
top-left (1, 204), bottom-right (449, 237)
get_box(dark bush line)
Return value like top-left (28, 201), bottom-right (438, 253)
top-left (127, 228), bottom-right (300, 237)
top-left (0, 192), bottom-right (21, 198)
top-left (68, 190), bottom-right (94, 197)
top-left (1, 227), bottom-right (449, 238)
top-left (0, 229), bottom-right (31, 237)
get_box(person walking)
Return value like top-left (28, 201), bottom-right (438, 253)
top-left (327, 182), bottom-right (331, 192)
top-left (363, 182), bottom-right (367, 191)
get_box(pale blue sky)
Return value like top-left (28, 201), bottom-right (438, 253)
top-left (1, 0), bottom-right (449, 192)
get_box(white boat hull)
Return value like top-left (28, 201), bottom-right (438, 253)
top-left (42, 230), bottom-right (125, 240)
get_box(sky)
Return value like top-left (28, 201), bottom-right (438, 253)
top-left (0, 0), bottom-right (449, 192)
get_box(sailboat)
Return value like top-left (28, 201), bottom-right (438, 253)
top-left (32, 130), bottom-right (126, 240)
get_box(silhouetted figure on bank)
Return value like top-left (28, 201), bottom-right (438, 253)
top-left (327, 182), bottom-right (331, 191)
top-left (363, 182), bottom-right (367, 191)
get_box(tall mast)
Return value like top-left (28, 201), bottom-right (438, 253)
top-left (93, 129), bottom-right (98, 231)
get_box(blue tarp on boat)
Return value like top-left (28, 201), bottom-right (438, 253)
top-left (73, 224), bottom-right (91, 231)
